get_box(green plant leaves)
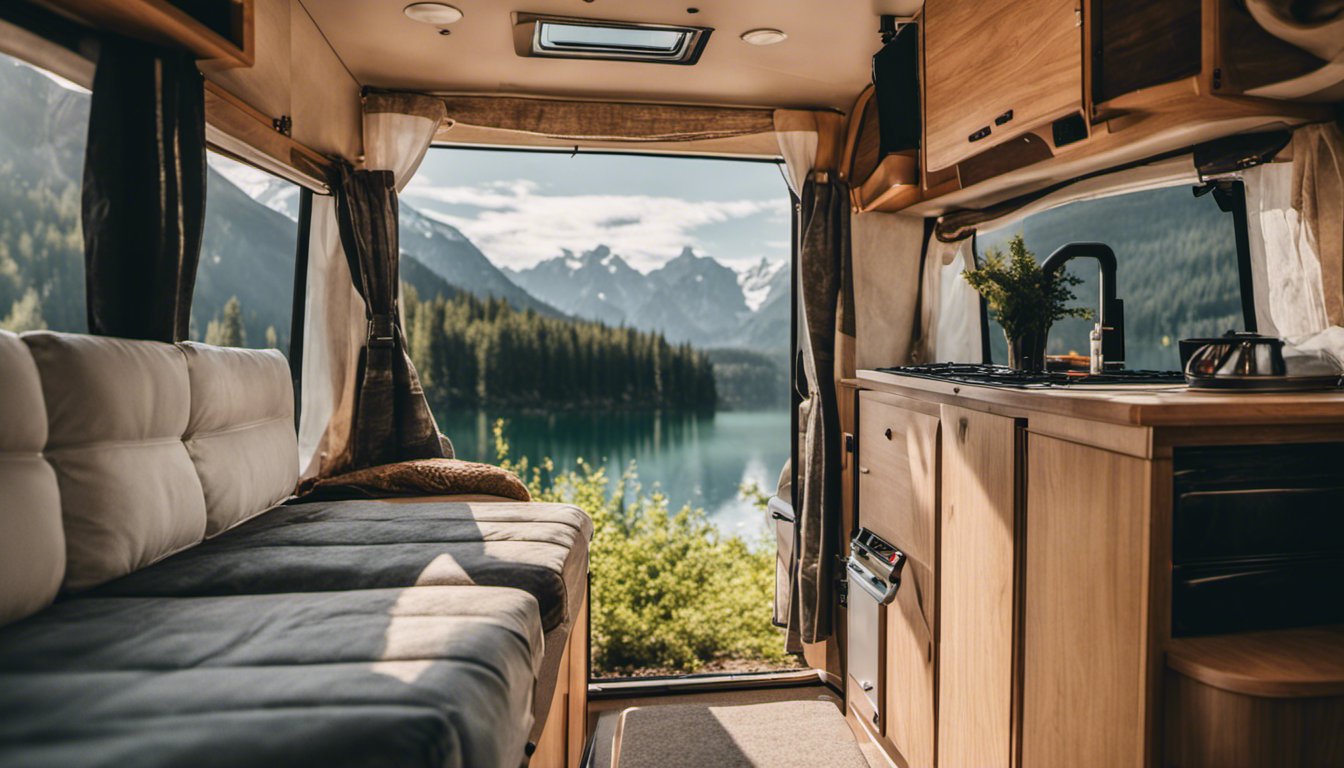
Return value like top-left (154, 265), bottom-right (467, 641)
top-left (962, 234), bottom-right (1093, 339)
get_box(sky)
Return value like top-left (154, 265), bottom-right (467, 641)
top-left (402, 148), bottom-right (791, 274)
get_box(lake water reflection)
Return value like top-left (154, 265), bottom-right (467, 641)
top-left (440, 409), bottom-right (791, 538)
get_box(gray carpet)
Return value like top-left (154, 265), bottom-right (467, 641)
top-left (612, 699), bottom-right (871, 768)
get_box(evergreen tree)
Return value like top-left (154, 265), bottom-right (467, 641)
top-left (1, 287), bottom-right (47, 332)
top-left (204, 296), bottom-right (247, 347)
top-left (402, 284), bottom-right (717, 413)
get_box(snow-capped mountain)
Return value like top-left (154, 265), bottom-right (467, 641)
top-left (505, 245), bottom-right (656, 328)
top-left (737, 258), bottom-right (787, 312)
top-left (506, 246), bottom-right (780, 347)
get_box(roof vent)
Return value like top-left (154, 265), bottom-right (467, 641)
top-left (513, 13), bottom-right (712, 65)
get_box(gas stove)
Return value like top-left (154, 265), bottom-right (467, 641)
top-left (874, 363), bottom-right (1186, 389)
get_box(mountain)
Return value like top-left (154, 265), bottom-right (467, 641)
top-left (738, 258), bottom-right (787, 312)
top-left (192, 165), bottom-right (300, 348)
top-left (0, 58), bottom-right (89, 333)
top-left (727, 260), bottom-right (791, 353)
top-left (399, 205), bottom-right (558, 315)
top-left (505, 245), bottom-right (654, 327)
top-left (508, 245), bottom-right (770, 347)
top-left (648, 247), bottom-right (750, 337)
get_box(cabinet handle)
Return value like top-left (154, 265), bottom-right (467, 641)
top-left (884, 427), bottom-right (893, 440)
top-left (958, 417), bottom-right (969, 443)
top-left (859, 466), bottom-right (870, 474)
top-left (860, 680), bottom-right (875, 692)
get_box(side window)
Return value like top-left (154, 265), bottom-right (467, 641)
top-left (194, 152), bottom-right (300, 353)
top-left (0, 50), bottom-right (90, 333)
top-left (977, 183), bottom-right (1246, 371)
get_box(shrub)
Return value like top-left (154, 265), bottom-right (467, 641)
top-left (492, 420), bottom-right (795, 676)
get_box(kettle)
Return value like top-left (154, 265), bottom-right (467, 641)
top-left (1184, 333), bottom-right (1286, 379)
top-left (1183, 332), bottom-right (1343, 390)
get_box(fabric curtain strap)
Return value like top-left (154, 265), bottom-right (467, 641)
top-left (437, 95), bottom-right (775, 142)
top-left (82, 39), bottom-right (206, 341)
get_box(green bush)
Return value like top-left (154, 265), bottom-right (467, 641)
top-left (492, 420), bottom-right (795, 676)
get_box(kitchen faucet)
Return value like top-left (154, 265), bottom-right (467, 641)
top-left (1041, 242), bottom-right (1126, 370)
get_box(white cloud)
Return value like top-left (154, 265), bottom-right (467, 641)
top-left (403, 176), bottom-right (788, 272)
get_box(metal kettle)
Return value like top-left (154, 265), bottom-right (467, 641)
top-left (1184, 333), bottom-right (1287, 382)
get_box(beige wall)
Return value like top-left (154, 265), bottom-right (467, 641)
top-left (203, 0), bottom-right (362, 162)
top-left (852, 210), bottom-right (926, 370)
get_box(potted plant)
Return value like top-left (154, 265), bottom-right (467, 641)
top-left (963, 234), bottom-right (1092, 372)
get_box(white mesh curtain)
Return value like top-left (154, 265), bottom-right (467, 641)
top-left (1243, 123), bottom-right (1344, 345)
top-left (297, 94), bottom-right (447, 478)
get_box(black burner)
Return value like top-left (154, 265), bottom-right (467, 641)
top-left (875, 363), bottom-right (1186, 389)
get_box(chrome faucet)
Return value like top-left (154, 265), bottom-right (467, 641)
top-left (1042, 242), bottom-right (1126, 371)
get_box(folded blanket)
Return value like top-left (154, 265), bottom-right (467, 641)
top-left (296, 458), bottom-right (532, 502)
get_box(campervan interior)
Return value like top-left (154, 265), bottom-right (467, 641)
top-left (1, 0), bottom-right (1343, 766)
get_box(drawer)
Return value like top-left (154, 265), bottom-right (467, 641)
top-left (857, 391), bottom-right (940, 569)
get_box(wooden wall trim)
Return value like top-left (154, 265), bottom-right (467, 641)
top-left (205, 80), bottom-right (334, 191)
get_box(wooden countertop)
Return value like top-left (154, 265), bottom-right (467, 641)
top-left (1166, 626), bottom-right (1344, 697)
top-left (852, 369), bottom-right (1344, 427)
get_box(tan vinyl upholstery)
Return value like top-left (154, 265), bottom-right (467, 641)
top-left (0, 332), bottom-right (64, 626)
top-left (22, 332), bottom-right (206, 592)
top-left (178, 342), bottom-right (298, 536)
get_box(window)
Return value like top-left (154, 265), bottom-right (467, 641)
top-left (540, 22), bottom-right (687, 54)
top-left (401, 147), bottom-right (797, 678)
top-left (0, 50), bottom-right (90, 334)
top-left (518, 14), bottom-right (711, 65)
top-left (193, 152), bottom-right (300, 355)
top-left (976, 182), bottom-right (1248, 371)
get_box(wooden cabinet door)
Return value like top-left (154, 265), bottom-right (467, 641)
top-left (922, 0), bottom-right (1084, 172)
top-left (857, 391), bottom-right (940, 768)
top-left (1022, 434), bottom-right (1152, 768)
top-left (938, 405), bottom-right (1022, 768)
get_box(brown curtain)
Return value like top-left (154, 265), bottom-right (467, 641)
top-left (331, 164), bottom-right (447, 471)
top-left (82, 39), bottom-right (205, 341)
top-left (790, 173), bottom-right (851, 647)
top-left (438, 95), bottom-right (775, 143)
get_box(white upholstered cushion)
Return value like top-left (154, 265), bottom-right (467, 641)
top-left (0, 332), bottom-right (64, 625)
top-left (23, 332), bottom-right (206, 592)
top-left (179, 342), bottom-right (298, 536)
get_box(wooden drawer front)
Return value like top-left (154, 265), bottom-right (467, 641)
top-left (857, 391), bottom-right (939, 568)
top-left (886, 556), bottom-right (937, 768)
top-left (923, 0), bottom-right (1083, 172)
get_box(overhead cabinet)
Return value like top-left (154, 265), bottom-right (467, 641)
top-left (922, 0), bottom-right (1085, 173)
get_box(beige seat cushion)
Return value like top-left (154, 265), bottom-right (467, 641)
top-left (23, 332), bottom-right (206, 592)
top-left (0, 332), bottom-right (63, 626)
top-left (179, 342), bottom-right (298, 536)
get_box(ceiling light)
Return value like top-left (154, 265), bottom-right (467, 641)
top-left (404, 3), bottom-right (463, 26)
top-left (740, 28), bottom-right (787, 45)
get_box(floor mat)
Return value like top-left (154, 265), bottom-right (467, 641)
top-left (611, 699), bottom-right (870, 768)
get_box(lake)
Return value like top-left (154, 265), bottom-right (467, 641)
top-left (439, 409), bottom-right (791, 538)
